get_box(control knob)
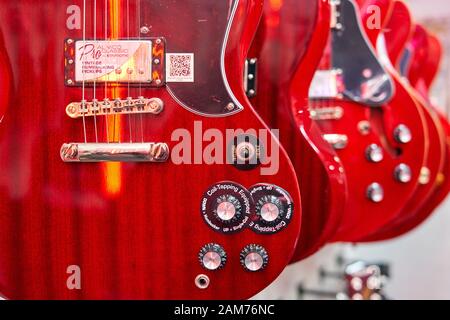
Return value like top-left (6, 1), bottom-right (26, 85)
top-left (201, 182), bottom-right (254, 234)
top-left (198, 243), bottom-right (227, 271)
top-left (240, 244), bottom-right (269, 272)
top-left (248, 184), bottom-right (294, 234)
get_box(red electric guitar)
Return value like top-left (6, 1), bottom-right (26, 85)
top-left (248, 0), bottom-right (347, 260)
top-left (0, 0), bottom-right (303, 299)
top-left (363, 21), bottom-right (450, 240)
top-left (308, 0), bottom-right (426, 241)
top-left (357, 1), bottom-right (446, 241)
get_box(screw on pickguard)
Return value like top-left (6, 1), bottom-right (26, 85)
top-left (66, 97), bottom-right (164, 119)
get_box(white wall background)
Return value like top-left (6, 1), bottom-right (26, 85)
top-left (255, 0), bottom-right (450, 300)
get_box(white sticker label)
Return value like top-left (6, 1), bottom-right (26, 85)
top-left (166, 53), bottom-right (194, 82)
top-left (74, 40), bottom-right (153, 83)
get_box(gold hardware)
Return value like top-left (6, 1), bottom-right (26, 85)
top-left (66, 97), bottom-right (164, 119)
top-left (419, 167), bottom-right (431, 185)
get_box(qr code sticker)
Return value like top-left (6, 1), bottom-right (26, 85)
top-left (166, 53), bottom-right (194, 82)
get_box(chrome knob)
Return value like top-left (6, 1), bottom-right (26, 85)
top-left (240, 244), bottom-right (269, 272)
top-left (198, 243), bottom-right (227, 271)
top-left (260, 201), bottom-right (280, 222)
top-left (256, 195), bottom-right (282, 223)
top-left (367, 183), bottom-right (384, 203)
top-left (394, 124), bottom-right (412, 144)
top-left (249, 184), bottom-right (294, 234)
top-left (216, 199), bottom-right (238, 222)
top-left (366, 144), bottom-right (384, 163)
top-left (215, 195), bottom-right (242, 222)
top-left (394, 163), bottom-right (412, 183)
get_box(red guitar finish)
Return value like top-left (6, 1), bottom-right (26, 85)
top-left (0, 0), bottom-right (303, 299)
top-left (356, 0), bottom-right (393, 47)
top-left (407, 31), bottom-right (450, 232)
top-left (365, 24), bottom-right (450, 240)
top-left (358, 2), bottom-right (446, 241)
top-left (423, 35), bottom-right (444, 90)
top-left (311, 0), bottom-right (426, 241)
top-left (248, 0), bottom-right (347, 260)
top-left (0, 30), bottom-right (11, 118)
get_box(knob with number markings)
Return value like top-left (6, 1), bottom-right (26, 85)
top-left (240, 244), bottom-right (269, 272)
top-left (198, 243), bottom-right (227, 271)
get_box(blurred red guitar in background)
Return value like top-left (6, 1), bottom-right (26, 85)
top-left (357, 0), bottom-right (447, 241)
top-left (308, 0), bottom-right (426, 242)
top-left (248, 0), bottom-right (347, 260)
top-left (405, 29), bottom-right (450, 234)
top-left (0, 0), bottom-right (303, 299)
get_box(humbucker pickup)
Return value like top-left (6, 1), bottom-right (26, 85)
top-left (66, 97), bottom-right (164, 119)
top-left (309, 69), bottom-right (344, 99)
top-left (64, 38), bottom-right (165, 87)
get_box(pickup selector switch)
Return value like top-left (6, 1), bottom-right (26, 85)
top-left (201, 182), bottom-right (254, 234)
top-left (248, 184), bottom-right (294, 234)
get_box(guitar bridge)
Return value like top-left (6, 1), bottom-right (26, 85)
top-left (60, 143), bottom-right (170, 163)
top-left (66, 97), bottom-right (164, 119)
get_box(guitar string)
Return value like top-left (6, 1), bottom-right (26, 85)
top-left (127, 0), bottom-right (133, 143)
top-left (93, 0), bottom-right (99, 143)
top-left (104, 0), bottom-right (110, 143)
top-left (82, 0), bottom-right (87, 143)
top-left (138, 0), bottom-right (144, 143)
top-left (113, 0), bottom-right (118, 143)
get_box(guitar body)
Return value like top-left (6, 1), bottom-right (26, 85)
top-left (365, 24), bottom-right (450, 240)
top-left (248, 0), bottom-right (347, 260)
top-left (0, 0), bottom-right (303, 299)
top-left (311, 0), bottom-right (425, 241)
top-left (358, 2), bottom-right (446, 241)
top-left (414, 33), bottom-right (450, 229)
top-left (0, 30), bottom-right (11, 118)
